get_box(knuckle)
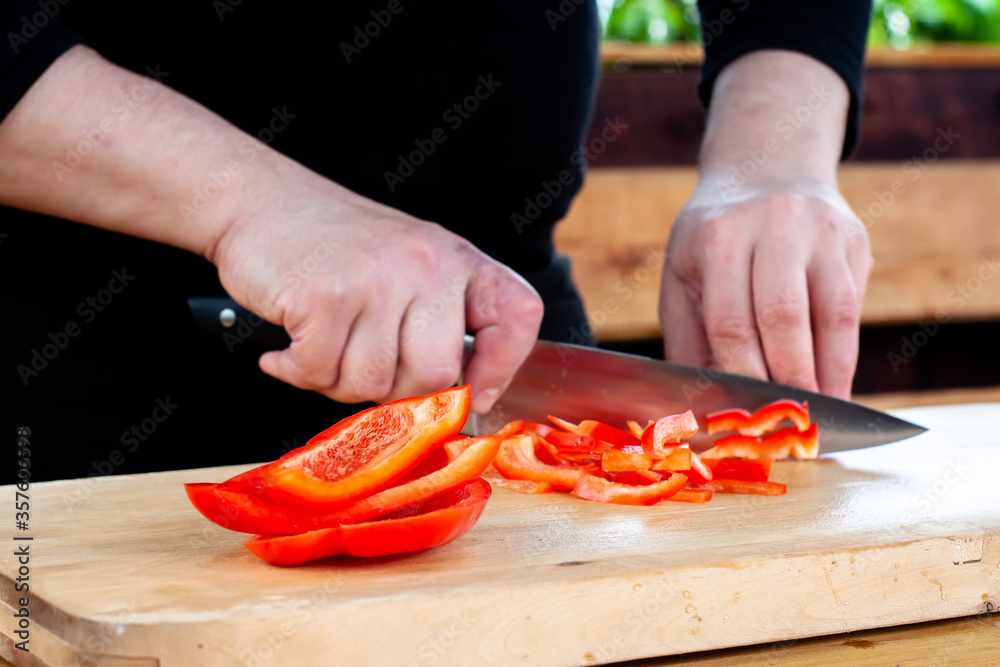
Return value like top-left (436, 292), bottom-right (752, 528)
top-left (821, 294), bottom-right (861, 332)
top-left (347, 372), bottom-right (394, 404)
top-left (756, 294), bottom-right (806, 331)
top-left (706, 314), bottom-right (757, 347)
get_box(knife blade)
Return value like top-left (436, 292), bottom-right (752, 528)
top-left (470, 338), bottom-right (927, 453)
top-left (186, 297), bottom-right (926, 453)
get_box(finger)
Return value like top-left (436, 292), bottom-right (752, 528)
top-left (660, 269), bottom-right (712, 368)
top-left (259, 312), bottom-right (354, 394)
top-left (808, 255), bottom-right (862, 400)
top-left (463, 262), bottom-right (544, 413)
top-left (387, 292), bottom-right (466, 401)
top-left (699, 226), bottom-right (769, 379)
top-left (335, 306), bottom-right (404, 403)
top-left (752, 244), bottom-right (818, 392)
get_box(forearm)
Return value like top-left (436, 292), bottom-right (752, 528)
top-left (696, 50), bottom-right (849, 196)
top-left (0, 45), bottom-right (304, 261)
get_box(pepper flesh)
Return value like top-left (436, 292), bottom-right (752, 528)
top-left (571, 472), bottom-right (687, 505)
top-left (241, 385), bottom-right (471, 507)
top-left (186, 433), bottom-right (500, 535)
top-left (706, 399), bottom-right (810, 436)
top-left (243, 478), bottom-right (492, 564)
top-left (702, 423), bottom-right (819, 460)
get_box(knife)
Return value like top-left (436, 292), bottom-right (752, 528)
top-left (188, 297), bottom-right (926, 453)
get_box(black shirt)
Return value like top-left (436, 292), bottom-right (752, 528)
top-left (0, 1), bottom-right (870, 481)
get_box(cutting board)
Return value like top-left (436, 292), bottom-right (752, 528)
top-left (2, 404), bottom-right (998, 667)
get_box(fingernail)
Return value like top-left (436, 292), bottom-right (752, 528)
top-left (473, 388), bottom-right (499, 414)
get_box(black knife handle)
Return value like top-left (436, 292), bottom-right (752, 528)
top-left (188, 296), bottom-right (477, 362)
top-left (187, 296), bottom-right (290, 351)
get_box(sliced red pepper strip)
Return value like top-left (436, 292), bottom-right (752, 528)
top-left (702, 423), bottom-right (818, 460)
top-left (578, 421), bottom-right (642, 450)
top-left (694, 479), bottom-right (787, 496)
top-left (703, 408), bottom-right (752, 435)
top-left (497, 420), bottom-right (526, 439)
top-left (493, 434), bottom-right (589, 490)
top-left (186, 434), bottom-right (499, 535)
top-left (626, 420), bottom-right (646, 439)
top-left (525, 422), bottom-right (559, 439)
top-left (666, 488), bottom-right (713, 503)
top-left (601, 449), bottom-right (653, 472)
top-left (231, 385), bottom-right (471, 507)
top-left (547, 415), bottom-right (584, 434)
top-left (649, 444), bottom-right (691, 472)
top-left (243, 478), bottom-right (491, 564)
top-left (686, 450), bottom-right (713, 485)
top-left (571, 472), bottom-right (687, 506)
top-left (706, 400), bottom-right (810, 437)
top-left (604, 470), bottom-right (663, 486)
top-left (641, 411), bottom-right (699, 456)
top-left (701, 458), bottom-right (773, 482)
top-left (483, 474), bottom-right (553, 495)
top-left (543, 430), bottom-right (608, 453)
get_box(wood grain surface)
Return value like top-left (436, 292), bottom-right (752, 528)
top-left (554, 163), bottom-right (1000, 342)
top-left (1, 404), bottom-right (997, 667)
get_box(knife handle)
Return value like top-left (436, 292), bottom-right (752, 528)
top-left (189, 297), bottom-right (477, 368)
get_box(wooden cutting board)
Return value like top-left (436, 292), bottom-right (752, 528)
top-left (2, 404), bottom-right (998, 667)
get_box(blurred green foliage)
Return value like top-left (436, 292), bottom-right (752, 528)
top-left (602, 0), bottom-right (1000, 46)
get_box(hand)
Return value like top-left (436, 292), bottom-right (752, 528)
top-left (660, 183), bottom-right (872, 400)
top-left (209, 163), bottom-right (543, 413)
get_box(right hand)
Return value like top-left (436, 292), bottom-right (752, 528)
top-left (208, 162), bottom-right (543, 414)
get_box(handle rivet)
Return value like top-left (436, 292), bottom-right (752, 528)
top-left (219, 308), bottom-right (237, 328)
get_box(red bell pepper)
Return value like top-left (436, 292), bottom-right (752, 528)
top-left (243, 478), bottom-right (492, 564)
top-left (604, 470), bottom-right (663, 486)
top-left (706, 399), bottom-right (810, 437)
top-left (571, 472), bottom-right (687, 506)
top-left (701, 458), bottom-right (773, 482)
top-left (483, 474), bottom-right (553, 495)
top-left (186, 433), bottom-right (500, 535)
top-left (543, 429), bottom-right (607, 453)
top-left (703, 423), bottom-right (818, 460)
top-left (694, 479), bottom-right (787, 496)
top-left (641, 411), bottom-right (699, 456)
top-left (666, 488), bottom-right (713, 503)
top-left (231, 385), bottom-right (470, 507)
top-left (601, 449), bottom-right (653, 472)
top-left (493, 434), bottom-right (591, 490)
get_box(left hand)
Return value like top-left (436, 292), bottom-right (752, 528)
top-left (659, 181), bottom-right (872, 400)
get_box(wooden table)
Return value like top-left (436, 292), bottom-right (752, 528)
top-left (2, 403), bottom-right (997, 666)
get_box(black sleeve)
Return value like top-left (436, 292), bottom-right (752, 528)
top-left (1, 1), bottom-right (82, 122)
top-left (696, 0), bottom-right (871, 159)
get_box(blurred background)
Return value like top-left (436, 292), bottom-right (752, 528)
top-left (557, 0), bottom-right (1000, 406)
top-left (600, 0), bottom-right (1000, 47)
